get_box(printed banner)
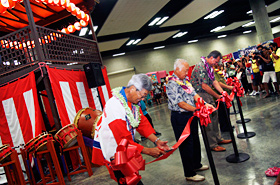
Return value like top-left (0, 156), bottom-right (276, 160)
top-left (222, 53), bottom-right (233, 63)
top-left (0, 72), bottom-right (44, 147)
top-left (47, 66), bottom-right (112, 127)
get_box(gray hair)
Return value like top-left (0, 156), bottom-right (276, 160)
top-left (127, 74), bottom-right (152, 91)
top-left (174, 58), bottom-right (188, 70)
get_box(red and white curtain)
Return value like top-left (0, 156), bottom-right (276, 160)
top-left (47, 66), bottom-right (112, 127)
top-left (0, 72), bottom-right (44, 147)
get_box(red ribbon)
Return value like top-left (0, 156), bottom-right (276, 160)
top-left (193, 98), bottom-right (214, 127)
top-left (110, 139), bottom-right (145, 185)
top-left (217, 91), bottom-right (234, 109)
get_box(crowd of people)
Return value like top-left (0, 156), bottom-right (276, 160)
top-left (217, 42), bottom-right (280, 98)
top-left (92, 47), bottom-right (280, 185)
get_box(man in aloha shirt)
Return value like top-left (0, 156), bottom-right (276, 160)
top-left (190, 50), bottom-right (232, 152)
top-left (92, 74), bottom-right (170, 184)
top-left (166, 59), bottom-right (214, 182)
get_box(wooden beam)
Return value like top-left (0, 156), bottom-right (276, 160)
top-left (0, 19), bottom-right (18, 31)
top-left (29, 2), bottom-right (57, 14)
top-left (36, 9), bottom-right (71, 27)
top-left (5, 10), bottom-right (29, 24)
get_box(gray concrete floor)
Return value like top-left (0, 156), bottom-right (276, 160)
top-left (65, 93), bottom-right (280, 185)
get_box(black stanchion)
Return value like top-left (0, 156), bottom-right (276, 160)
top-left (221, 101), bottom-right (250, 163)
top-left (235, 96), bottom-right (251, 124)
top-left (234, 94), bottom-right (256, 139)
top-left (230, 99), bottom-right (239, 114)
top-left (198, 120), bottom-right (220, 185)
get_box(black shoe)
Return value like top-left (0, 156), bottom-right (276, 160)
top-left (141, 137), bottom-right (147, 141)
top-left (155, 132), bottom-right (161, 136)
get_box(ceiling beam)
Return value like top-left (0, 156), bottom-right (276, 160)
top-left (5, 10), bottom-right (29, 24)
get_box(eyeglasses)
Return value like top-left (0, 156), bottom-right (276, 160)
top-left (136, 90), bottom-right (147, 99)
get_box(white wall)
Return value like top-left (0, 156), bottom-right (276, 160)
top-left (102, 32), bottom-right (263, 87)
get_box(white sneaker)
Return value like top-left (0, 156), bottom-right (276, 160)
top-left (249, 91), bottom-right (256, 96)
top-left (186, 174), bottom-right (205, 182)
top-left (255, 92), bottom-right (260, 95)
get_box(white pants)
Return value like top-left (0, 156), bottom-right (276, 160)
top-left (262, 71), bottom-right (277, 83)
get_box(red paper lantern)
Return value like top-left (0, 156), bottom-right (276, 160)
top-left (60, 0), bottom-right (65, 8)
top-left (74, 22), bottom-right (81, 31)
top-left (82, 14), bottom-right (89, 22)
top-left (77, 10), bottom-right (85, 20)
top-left (80, 19), bottom-right (88, 27)
top-left (75, 7), bottom-right (81, 17)
top-left (0, 0), bottom-right (9, 14)
top-left (7, 0), bottom-right (16, 9)
top-left (71, 6), bottom-right (79, 16)
top-left (47, 0), bottom-right (54, 5)
top-left (67, 25), bottom-right (76, 33)
top-left (66, 2), bottom-right (75, 12)
top-left (1, 40), bottom-right (6, 48)
top-left (53, 0), bottom-right (59, 6)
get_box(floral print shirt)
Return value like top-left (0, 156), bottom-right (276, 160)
top-left (166, 74), bottom-right (197, 112)
top-left (190, 60), bottom-right (215, 93)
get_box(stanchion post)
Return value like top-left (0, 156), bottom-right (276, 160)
top-left (221, 101), bottom-right (250, 163)
top-left (198, 120), bottom-right (220, 185)
top-left (230, 99), bottom-right (239, 114)
top-left (235, 93), bottom-right (256, 139)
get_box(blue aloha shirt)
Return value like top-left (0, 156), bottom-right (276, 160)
top-left (166, 73), bottom-right (197, 112)
top-left (190, 59), bottom-right (216, 93)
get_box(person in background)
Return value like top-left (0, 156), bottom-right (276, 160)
top-left (213, 62), bottom-right (234, 132)
top-left (140, 99), bottom-right (161, 141)
top-left (190, 50), bottom-right (232, 152)
top-left (257, 46), bottom-right (280, 98)
top-left (225, 59), bottom-right (236, 78)
top-left (153, 82), bottom-right (162, 104)
top-left (269, 42), bottom-right (280, 85)
top-left (166, 59), bottom-right (214, 182)
top-left (146, 91), bottom-right (153, 106)
top-left (249, 52), bottom-right (263, 95)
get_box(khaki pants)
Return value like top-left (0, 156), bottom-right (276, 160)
top-left (197, 92), bottom-right (223, 148)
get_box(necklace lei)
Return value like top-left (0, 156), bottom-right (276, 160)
top-left (111, 87), bottom-right (141, 128)
top-left (167, 75), bottom-right (194, 94)
top-left (201, 56), bottom-right (215, 81)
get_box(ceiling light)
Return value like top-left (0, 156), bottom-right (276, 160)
top-left (243, 30), bottom-right (252, 34)
top-left (79, 27), bottom-right (88, 36)
top-left (148, 17), bottom-right (161, 26)
top-left (247, 10), bottom-right (252, 14)
top-left (270, 17), bottom-right (280, 23)
top-left (242, 21), bottom-right (255, 27)
top-left (133, 39), bottom-right (141, 45)
top-left (88, 26), bottom-right (98, 35)
top-left (210, 26), bottom-right (225, 32)
top-left (154, 46), bottom-right (165, 50)
top-left (126, 40), bottom-right (135, 46)
top-left (113, 53), bottom-right (125, 57)
top-left (172, 31), bottom-right (188, 38)
top-left (156, 16), bottom-right (169, 25)
top-left (217, 35), bottom-right (227, 38)
top-left (204, 10), bottom-right (224, 19)
top-left (188, 40), bottom-right (198, 43)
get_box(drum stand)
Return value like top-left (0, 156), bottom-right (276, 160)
top-left (0, 149), bottom-right (26, 185)
top-left (60, 130), bottom-right (93, 181)
top-left (20, 147), bottom-right (36, 185)
top-left (35, 140), bottom-right (65, 185)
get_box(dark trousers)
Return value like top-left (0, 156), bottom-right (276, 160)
top-left (144, 113), bottom-right (154, 128)
top-left (216, 102), bottom-right (230, 132)
top-left (113, 171), bottom-right (144, 185)
top-left (171, 111), bottom-right (202, 177)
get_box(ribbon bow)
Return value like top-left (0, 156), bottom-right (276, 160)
top-left (221, 91), bottom-right (234, 108)
top-left (226, 78), bottom-right (234, 86)
top-left (111, 139), bottom-right (145, 185)
top-left (232, 80), bottom-right (244, 97)
top-left (193, 98), bottom-right (213, 127)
